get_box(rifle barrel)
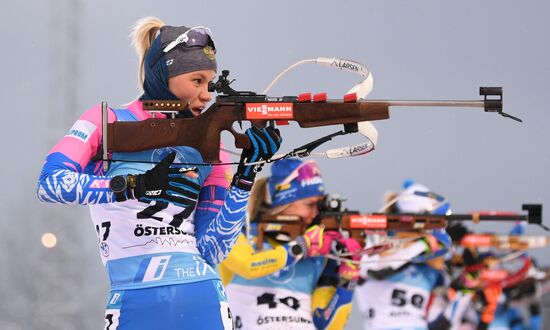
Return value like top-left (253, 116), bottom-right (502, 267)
top-left (446, 214), bottom-right (528, 222)
top-left (366, 100), bottom-right (486, 108)
top-left (446, 204), bottom-right (542, 225)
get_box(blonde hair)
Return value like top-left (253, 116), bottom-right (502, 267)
top-left (381, 190), bottom-right (399, 214)
top-left (130, 16), bottom-right (165, 89)
top-left (248, 177), bottom-right (290, 221)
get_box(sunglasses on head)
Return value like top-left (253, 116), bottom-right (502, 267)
top-left (150, 26), bottom-right (216, 67)
top-left (277, 161), bottom-right (322, 189)
top-left (163, 26), bottom-right (215, 53)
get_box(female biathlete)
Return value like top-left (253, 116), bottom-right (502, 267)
top-left (37, 16), bottom-right (281, 329)
top-left (219, 159), bottom-right (361, 329)
top-left (356, 181), bottom-right (472, 330)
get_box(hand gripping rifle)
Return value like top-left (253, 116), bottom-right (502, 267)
top-left (99, 58), bottom-right (519, 170)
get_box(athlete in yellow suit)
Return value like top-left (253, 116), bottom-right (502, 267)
top-left (219, 159), bottom-right (360, 330)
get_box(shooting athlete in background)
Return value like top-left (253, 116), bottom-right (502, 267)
top-left (219, 159), bottom-right (361, 330)
top-left (356, 181), bottom-right (471, 330)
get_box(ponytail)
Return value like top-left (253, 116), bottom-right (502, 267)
top-left (130, 16), bottom-right (165, 89)
top-left (381, 191), bottom-right (399, 214)
top-left (248, 177), bottom-right (270, 221)
top-left (248, 176), bottom-right (291, 222)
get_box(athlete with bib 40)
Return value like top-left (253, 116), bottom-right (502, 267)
top-left (36, 17), bottom-right (281, 329)
top-left (219, 159), bottom-right (361, 330)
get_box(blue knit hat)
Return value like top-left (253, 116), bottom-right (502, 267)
top-left (268, 159), bottom-right (325, 207)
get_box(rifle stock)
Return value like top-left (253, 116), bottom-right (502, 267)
top-left (320, 212), bottom-right (447, 246)
top-left (107, 101), bottom-right (390, 163)
top-left (256, 215), bottom-right (304, 251)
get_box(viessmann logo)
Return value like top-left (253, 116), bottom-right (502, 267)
top-left (460, 234), bottom-right (492, 247)
top-left (245, 103), bottom-right (294, 119)
top-left (349, 214), bottom-right (387, 229)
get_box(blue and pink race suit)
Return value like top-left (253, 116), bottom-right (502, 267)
top-left (37, 99), bottom-right (247, 329)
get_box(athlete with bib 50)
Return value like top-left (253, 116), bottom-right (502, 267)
top-left (37, 16), bottom-right (281, 329)
top-left (356, 181), bottom-right (471, 330)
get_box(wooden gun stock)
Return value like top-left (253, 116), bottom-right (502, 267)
top-left (321, 212), bottom-right (448, 231)
top-left (107, 101), bottom-right (390, 163)
top-left (320, 212), bottom-right (447, 246)
top-left (256, 211), bottom-right (448, 249)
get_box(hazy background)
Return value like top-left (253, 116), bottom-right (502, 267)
top-left (1, 0), bottom-right (549, 328)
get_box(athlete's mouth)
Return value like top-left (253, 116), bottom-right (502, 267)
top-left (189, 106), bottom-right (205, 117)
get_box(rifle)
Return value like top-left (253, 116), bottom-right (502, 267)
top-left (256, 195), bottom-right (447, 250)
top-left (99, 66), bottom-right (517, 170)
top-left (256, 198), bottom-right (544, 249)
top-left (255, 213), bottom-right (447, 251)
top-left (314, 198), bottom-right (545, 245)
top-left (460, 234), bottom-right (550, 250)
top-left (445, 204), bottom-right (546, 289)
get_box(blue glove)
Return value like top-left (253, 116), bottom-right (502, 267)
top-left (232, 125), bottom-right (282, 190)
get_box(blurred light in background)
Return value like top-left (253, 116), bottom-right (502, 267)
top-left (41, 232), bottom-right (57, 248)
